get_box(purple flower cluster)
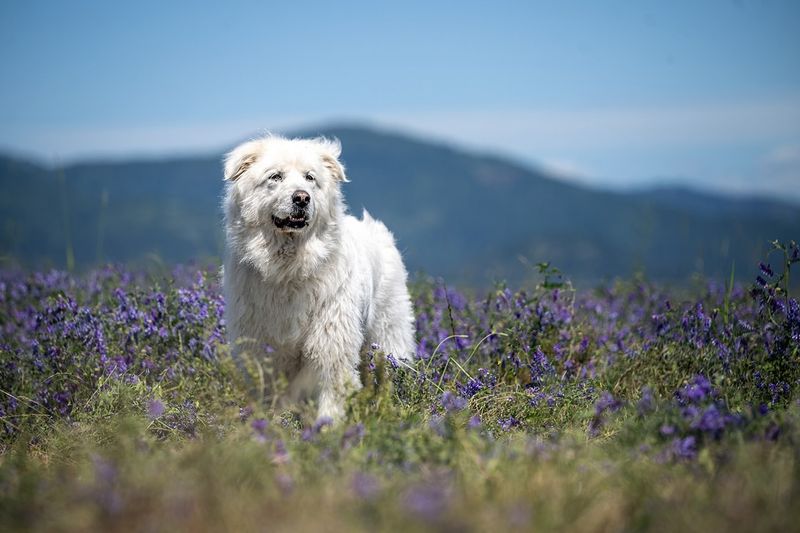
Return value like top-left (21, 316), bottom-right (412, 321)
top-left (2, 251), bottom-right (797, 465)
top-left (657, 374), bottom-right (745, 460)
top-left (0, 266), bottom-right (226, 433)
top-left (588, 391), bottom-right (623, 436)
top-left (440, 391), bottom-right (467, 413)
top-left (677, 375), bottom-right (714, 405)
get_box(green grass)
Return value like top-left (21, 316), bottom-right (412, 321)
top-left (1, 261), bottom-right (799, 531)
top-left (3, 392), bottom-right (798, 532)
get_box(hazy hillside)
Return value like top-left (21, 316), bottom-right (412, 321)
top-left (1, 125), bottom-right (798, 285)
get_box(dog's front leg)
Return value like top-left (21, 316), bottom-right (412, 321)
top-left (303, 309), bottom-right (363, 422)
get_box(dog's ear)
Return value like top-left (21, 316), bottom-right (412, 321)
top-left (224, 139), bottom-right (263, 181)
top-left (317, 137), bottom-right (349, 183)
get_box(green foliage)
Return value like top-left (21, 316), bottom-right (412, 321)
top-left (1, 259), bottom-right (799, 530)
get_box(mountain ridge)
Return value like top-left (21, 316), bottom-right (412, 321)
top-left (1, 124), bottom-right (798, 286)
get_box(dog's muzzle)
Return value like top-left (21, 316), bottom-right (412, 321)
top-left (272, 210), bottom-right (308, 229)
top-left (271, 189), bottom-right (312, 230)
top-left (273, 190), bottom-right (311, 229)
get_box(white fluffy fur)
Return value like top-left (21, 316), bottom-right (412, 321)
top-left (222, 135), bottom-right (415, 420)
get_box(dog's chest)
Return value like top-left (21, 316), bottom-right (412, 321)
top-left (252, 282), bottom-right (317, 347)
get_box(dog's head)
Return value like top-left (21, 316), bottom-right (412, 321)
top-left (223, 135), bottom-right (348, 236)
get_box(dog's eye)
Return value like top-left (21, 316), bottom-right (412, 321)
top-left (267, 171), bottom-right (283, 182)
top-left (305, 172), bottom-right (315, 182)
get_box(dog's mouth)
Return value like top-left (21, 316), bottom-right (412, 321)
top-left (272, 213), bottom-right (309, 230)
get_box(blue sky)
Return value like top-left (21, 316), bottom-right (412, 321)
top-left (1, 0), bottom-right (799, 199)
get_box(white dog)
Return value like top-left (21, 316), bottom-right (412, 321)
top-left (222, 134), bottom-right (415, 420)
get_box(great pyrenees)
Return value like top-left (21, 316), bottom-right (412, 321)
top-left (222, 135), bottom-right (415, 421)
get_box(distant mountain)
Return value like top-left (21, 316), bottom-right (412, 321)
top-left (1, 125), bottom-right (798, 286)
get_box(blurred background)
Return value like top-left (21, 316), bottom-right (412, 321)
top-left (1, 0), bottom-right (798, 285)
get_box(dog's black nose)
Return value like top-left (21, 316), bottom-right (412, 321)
top-left (292, 190), bottom-right (310, 208)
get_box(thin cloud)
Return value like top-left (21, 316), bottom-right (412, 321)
top-left (371, 97), bottom-right (800, 152)
top-left (537, 159), bottom-right (595, 185)
top-left (1, 98), bottom-right (799, 202)
top-left (759, 143), bottom-right (800, 192)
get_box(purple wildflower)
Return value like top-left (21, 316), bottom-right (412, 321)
top-left (341, 423), bottom-right (365, 449)
top-left (671, 436), bottom-right (697, 460)
top-left (441, 391), bottom-right (467, 413)
top-left (594, 392), bottom-right (623, 416)
top-left (429, 415), bottom-right (446, 437)
top-left (660, 424), bottom-right (676, 436)
top-left (588, 392), bottom-right (622, 436)
top-left (251, 418), bottom-right (268, 435)
top-left (690, 405), bottom-right (728, 437)
top-left (637, 387), bottom-right (655, 415)
top-left (678, 375), bottom-right (714, 405)
top-left (314, 416), bottom-right (333, 432)
top-left (498, 416), bottom-right (520, 431)
top-left (146, 399), bottom-right (165, 419)
top-left (403, 483), bottom-right (450, 521)
top-left (765, 423), bottom-right (781, 441)
top-left (458, 377), bottom-right (485, 398)
top-left (351, 472), bottom-right (381, 500)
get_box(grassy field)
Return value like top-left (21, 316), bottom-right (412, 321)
top-left (1, 243), bottom-right (799, 532)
